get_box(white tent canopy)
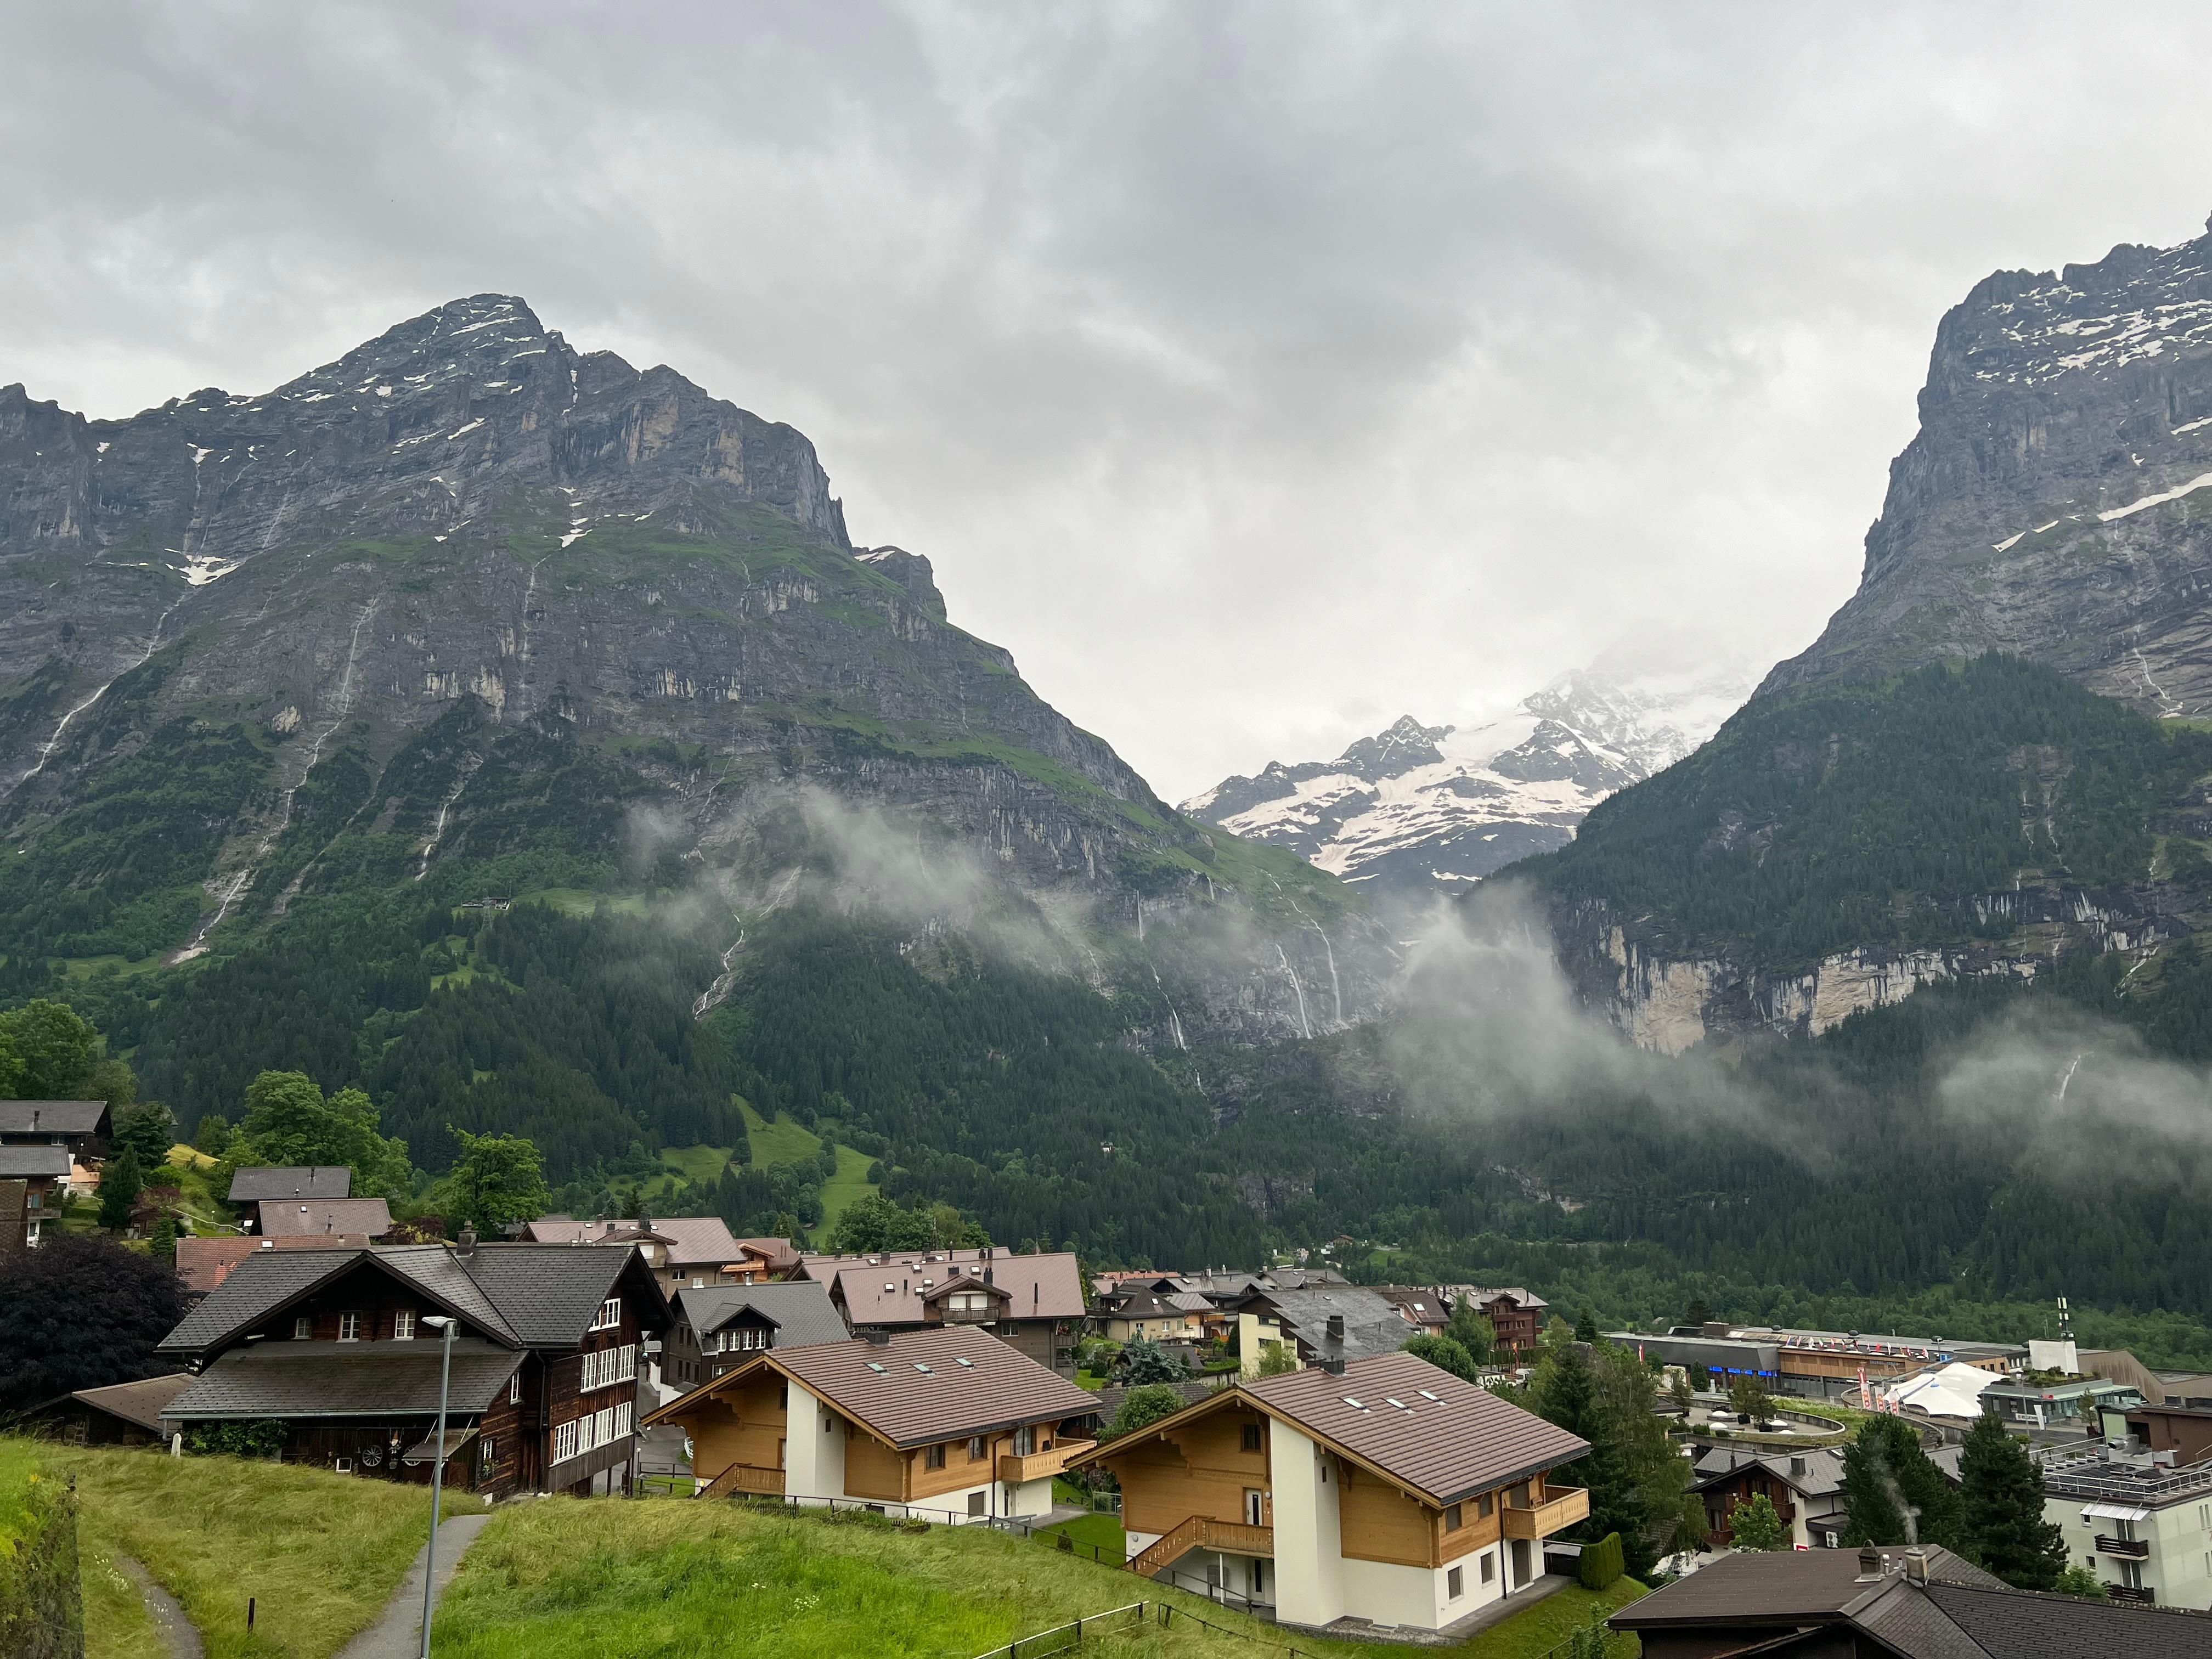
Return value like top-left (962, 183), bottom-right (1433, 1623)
top-left (1884, 1361), bottom-right (1999, 1420)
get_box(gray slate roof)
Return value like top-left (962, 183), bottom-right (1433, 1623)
top-left (229, 1166), bottom-right (352, 1201)
top-left (163, 1341), bottom-right (521, 1419)
top-left (673, 1281), bottom-right (848, 1348)
top-left (0, 1146), bottom-right (72, 1178)
top-left (159, 1242), bottom-right (662, 1356)
top-left (0, 1101), bottom-right (108, 1136)
top-left (459, 1244), bottom-right (635, 1346)
top-left (1244, 1284), bottom-right (1409, 1363)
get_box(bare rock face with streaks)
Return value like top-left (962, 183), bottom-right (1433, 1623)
top-left (1765, 222), bottom-right (2212, 712)
top-left (0, 296), bottom-right (1386, 1038)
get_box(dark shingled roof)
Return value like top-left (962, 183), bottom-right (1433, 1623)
top-left (653, 1327), bottom-right (1096, 1448)
top-left (163, 1342), bottom-right (522, 1419)
top-left (673, 1281), bottom-right (848, 1348)
top-left (0, 1146), bottom-right (72, 1178)
top-left (158, 1251), bottom-right (361, 1352)
top-left (456, 1243), bottom-right (636, 1346)
top-left (1611, 1545), bottom-right (2212, 1659)
top-left (0, 1101), bottom-right (108, 1136)
top-left (229, 1166), bottom-right (352, 1202)
top-left (1244, 1351), bottom-right (1590, 1504)
top-left (159, 1241), bottom-right (670, 1358)
top-left (1240, 1285), bottom-right (1411, 1364)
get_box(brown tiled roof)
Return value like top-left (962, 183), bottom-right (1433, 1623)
top-left (736, 1237), bottom-right (802, 1273)
top-left (522, 1215), bottom-right (744, 1266)
top-left (657, 1327), bottom-right (1097, 1448)
top-left (69, 1373), bottom-right (196, 1433)
top-left (256, 1198), bottom-right (394, 1238)
top-left (811, 1250), bottom-right (1085, 1325)
top-left (1244, 1351), bottom-right (1589, 1504)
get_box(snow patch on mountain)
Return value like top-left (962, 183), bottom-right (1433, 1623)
top-left (1183, 665), bottom-right (1752, 895)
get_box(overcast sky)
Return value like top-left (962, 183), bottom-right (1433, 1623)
top-left (7, 4), bottom-right (2212, 799)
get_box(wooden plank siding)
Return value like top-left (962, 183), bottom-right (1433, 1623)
top-left (542, 1297), bottom-right (646, 1494)
top-left (687, 1373), bottom-right (788, 1482)
top-left (1109, 1407), bottom-right (1273, 1537)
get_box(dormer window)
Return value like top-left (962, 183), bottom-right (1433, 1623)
top-left (338, 1312), bottom-right (363, 1342)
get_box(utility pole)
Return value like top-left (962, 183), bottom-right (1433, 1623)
top-left (419, 1314), bottom-right (458, 1658)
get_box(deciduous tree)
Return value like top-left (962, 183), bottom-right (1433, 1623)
top-left (1729, 1492), bottom-right (1789, 1551)
top-left (1403, 1334), bottom-right (1480, 1382)
top-left (445, 1127), bottom-right (551, 1233)
top-left (0, 999), bottom-right (98, 1099)
top-left (234, 1071), bottom-right (410, 1198)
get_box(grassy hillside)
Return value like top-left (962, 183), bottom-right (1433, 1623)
top-left (433, 1496), bottom-right (1646, 1658)
top-left (33, 1441), bottom-right (478, 1659)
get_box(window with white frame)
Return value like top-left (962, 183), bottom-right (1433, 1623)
top-left (580, 1345), bottom-right (637, 1392)
top-left (591, 1297), bottom-right (622, 1332)
top-left (478, 1435), bottom-right (495, 1473)
top-left (337, 1312), bottom-right (363, 1342)
top-left (614, 1401), bottom-right (632, 1438)
top-left (393, 1309), bottom-right (416, 1341)
top-left (294, 1316), bottom-right (312, 1340)
top-left (554, 1419), bottom-right (579, 1463)
top-left (509, 1372), bottom-right (521, 1406)
top-left (594, 1406), bottom-right (616, 1449)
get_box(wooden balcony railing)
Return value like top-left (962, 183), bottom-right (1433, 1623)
top-left (2095, 1536), bottom-right (2150, 1559)
top-left (1500, 1486), bottom-right (1590, 1539)
top-left (1129, 1515), bottom-right (1274, 1577)
top-left (2108, 1584), bottom-right (2157, 1605)
top-left (698, 1462), bottom-right (786, 1498)
top-left (999, 1440), bottom-right (1096, 1485)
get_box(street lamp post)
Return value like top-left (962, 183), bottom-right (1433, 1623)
top-left (419, 1314), bottom-right (458, 1659)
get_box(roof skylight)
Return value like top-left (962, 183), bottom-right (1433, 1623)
top-left (1417, 1389), bottom-right (1441, 1401)
top-left (1342, 1396), bottom-right (1364, 1409)
top-left (865, 1362), bottom-right (887, 1373)
top-left (914, 1363), bottom-right (933, 1373)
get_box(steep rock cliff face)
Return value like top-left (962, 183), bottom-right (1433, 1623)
top-left (0, 296), bottom-right (1385, 1040)
top-left (1764, 224), bottom-right (2212, 712)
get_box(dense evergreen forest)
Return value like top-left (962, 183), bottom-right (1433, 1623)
top-left (1522, 655), bottom-right (2212, 965)
top-left (14, 655), bottom-right (2212, 1367)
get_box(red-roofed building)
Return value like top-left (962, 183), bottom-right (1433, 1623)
top-left (799, 1246), bottom-right (1085, 1374)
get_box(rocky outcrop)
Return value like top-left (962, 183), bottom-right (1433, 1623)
top-left (1556, 881), bottom-right (2189, 1052)
top-left (1764, 221), bottom-right (2212, 714)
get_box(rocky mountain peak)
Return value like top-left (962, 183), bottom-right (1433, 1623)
top-left (1764, 220), bottom-right (2212, 712)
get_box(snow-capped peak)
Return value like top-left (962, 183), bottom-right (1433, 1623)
top-left (1183, 663), bottom-right (1752, 895)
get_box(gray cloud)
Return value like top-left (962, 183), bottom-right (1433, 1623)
top-left (8, 3), bottom-right (2212, 796)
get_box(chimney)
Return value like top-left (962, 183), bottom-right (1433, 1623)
top-left (1790, 1457), bottom-right (1807, 1476)
top-left (1903, 1549), bottom-right (1928, 1585)
top-left (1327, 1313), bottom-right (1345, 1341)
top-left (1320, 1356), bottom-right (1346, 1375)
top-left (1857, 1548), bottom-right (1882, 1579)
top-left (864, 1328), bottom-right (890, 1345)
top-left (456, 1223), bottom-right (477, 1256)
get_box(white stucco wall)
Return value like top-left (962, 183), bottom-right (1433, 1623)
top-left (1271, 1421), bottom-right (1344, 1628)
top-left (784, 1385), bottom-right (844, 1503)
top-left (1006, 1476), bottom-right (1054, 1518)
top-left (2047, 1494), bottom-right (2212, 1611)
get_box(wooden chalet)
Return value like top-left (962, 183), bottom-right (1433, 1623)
top-left (1075, 1351), bottom-right (1590, 1637)
top-left (646, 1326), bottom-right (1098, 1520)
top-left (663, 1280), bottom-right (849, 1389)
top-left (155, 1236), bottom-right (670, 1498)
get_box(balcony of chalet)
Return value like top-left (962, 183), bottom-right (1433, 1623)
top-left (999, 1438), bottom-right (1096, 1485)
top-left (1500, 1483), bottom-right (1589, 1540)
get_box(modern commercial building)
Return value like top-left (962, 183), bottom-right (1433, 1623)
top-left (1982, 1375), bottom-right (2144, 1430)
top-left (1613, 1324), bottom-right (2026, 1402)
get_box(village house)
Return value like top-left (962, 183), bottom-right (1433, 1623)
top-left (2040, 1442), bottom-right (2212, 1610)
top-left (227, 1166), bottom-right (353, 1233)
top-left (1447, 1288), bottom-right (1548, 1356)
top-left (1373, 1286), bottom-right (1450, 1338)
top-left (1232, 1285), bottom-right (1406, 1377)
top-left (156, 1235), bottom-right (670, 1498)
top-left (1690, 1447), bottom-right (1848, 1550)
top-left (516, 1215), bottom-right (798, 1294)
top-left (253, 1197), bottom-right (393, 1240)
top-left (1095, 1283), bottom-right (1210, 1344)
top-left (1075, 1351), bottom-right (1591, 1637)
top-left (645, 1326), bottom-right (1098, 1520)
top-left (663, 1281), bottom-right (849, 1389)
top-left (0, 1147), bottom-right (70, 1245)
top-left (799, 1246), bottom-right (1087, 1373)
top-left (0, 1099), bottom-right (111, 1159)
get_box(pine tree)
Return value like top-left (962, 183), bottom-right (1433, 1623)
top-left (1960, 1412), bottom-right (2066, 1589)
top-left (98, 1147), bottom-right (144, 1232)
top-left (1842, 1417), bottom-right (1962, 1550)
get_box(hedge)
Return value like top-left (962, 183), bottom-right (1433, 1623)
top-left (1578, 1530), bottom-right (1624, 1590)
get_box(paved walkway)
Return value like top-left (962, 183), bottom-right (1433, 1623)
top-left (335, 1512), bottom-right (492, 1659)
top-left (115, 1551), bottom-right (202, 1659)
